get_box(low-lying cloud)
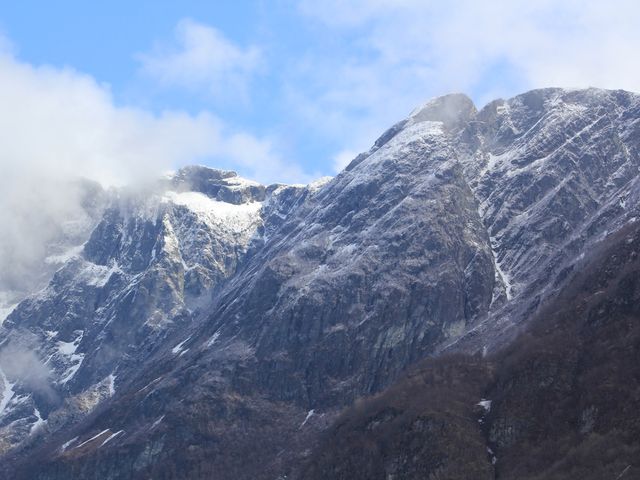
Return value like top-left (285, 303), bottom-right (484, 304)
top-left (0, 41), bottom-right (309, 304)
top-left (0, 342), bottom-right (56, 402)
top-left (138, 18), bottom-right (262, 102)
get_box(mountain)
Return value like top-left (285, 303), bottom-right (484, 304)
top-left (0, 166), bottom-right (314, 455)
top-left (1, 87), bottom-right (639, 479)
top-left (0, 178), bottom-right (106, 325)
top-left (301, 218), bottom-right (640, 480)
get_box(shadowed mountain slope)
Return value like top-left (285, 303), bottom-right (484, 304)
top-left (302, 221), bottom-right (640, 479)
top-left (1, 88), bottom-right (640, 479)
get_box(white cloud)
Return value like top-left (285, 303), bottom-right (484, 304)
top-left (0, 47), bottom-right (308, 304)
top-left (137, 18), bottom-right (262, 101)
top-left (332, 149), bottom-right (358, 173)
top-left (0, 59), bottom-right (213, 186)
top-left (298, 0), bottom-right (405, 27)
top-left (221, 132), bottom-right (313, 184)
top-left (0, 31), bottom-right (14, 56)
top-left (296, 0), bottom-right (640, 164)
top-left (0, 47), bottom-right (306, 185)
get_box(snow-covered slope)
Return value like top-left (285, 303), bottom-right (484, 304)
top-left (450, 88), bottom-right (640, 351)
top-left (0, 167), bottom-right (312, 452)
top-left (1, 88), bottom-right (640, 479)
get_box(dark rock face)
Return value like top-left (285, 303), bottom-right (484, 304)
top-left (303, 219), bottom-right (640, 480)
top-left (1, 88), bottom-right (640, 479)
top-left (0, 170), bottom-right (306, 458)
top-left (301, 355), bottom-right (495, 480)
top-left (207, 118), bottom-right (495, 407)
top-left (449, 88), bottom-right (640, 352)
top-left (168, 165), bottom-right (268, 204)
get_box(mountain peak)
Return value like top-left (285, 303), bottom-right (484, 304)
top-left (172, 165), bottom-right (240, 183)
top-left (4, 86), bottom-right (640, 478)
top-left (408, 93), bottom-right (477, 129)
top-left (167, 165), bottom-right (265, 204)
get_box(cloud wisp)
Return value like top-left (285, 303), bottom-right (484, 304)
top-left (295, 0), bottom-right (640, 164)
top-left (0, 41), bottom-right (310, 308)
top-left (0, 342), bottom-right (55, 402)
top-left (137, 18), bottom-right (262, 103)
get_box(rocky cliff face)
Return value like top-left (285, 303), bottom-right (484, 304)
top-left (301, 214), bottom-right (640, 480)
top-left (452, 88), bottom-right (640, 351)
top-left (1, 87), bottom-right (639, 479)
top-left (0, 168), bottom-right (310, 456)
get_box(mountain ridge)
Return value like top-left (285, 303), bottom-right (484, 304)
top-left (1, 86), bottom-right (639, 478)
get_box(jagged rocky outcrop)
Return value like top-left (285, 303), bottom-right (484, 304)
top-left (301, 214), bottom-right (640, 480)
top-left (0, 168), bottom-right (310, 455)
top-left (0, 87), bottom-right (639, 479)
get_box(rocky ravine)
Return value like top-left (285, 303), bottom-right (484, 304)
top-left (0, 87), bottom-right (639, 479)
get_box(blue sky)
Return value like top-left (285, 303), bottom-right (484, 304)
top-left (1, 0), bottom-right (639, 184)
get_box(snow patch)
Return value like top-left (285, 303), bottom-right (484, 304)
top-left (206, 331), bottom-right (221, 348)
top-left (0, 291), bottom-right (20, 325)
top-left (74, 429), bottom-right (111, 450)
top-left (172, 336), bottom-right (191, 355)
top-left (106, 374), bottom-right (116, 396)
top-left (164, 191), bottom-right (262, 233)
top-left (60, 436), bottom-right (79, 453)
top-left (477, 151), bottom-right (512, 183)
top-left (494, 259), bottom-right (513, 301)
top-left (99, 429), bottom-right (124, 448)
top-left (0, 368), bottom-right (15, 418)
top-left (30, 407), bottom-right (47, 434)
top-left (57, 331), bottom-right (83, 356)
top-left (45, 330), bottom-right (58, 340)
top-left (477, 399), bottom-right (492, 412)
top-left (224, 176), bottom-right (261, 190)
top-left (71, 261), bottom-right (122, 288)
top-left (56, 331), bottom-right (85, 384)
top-left (400, 121), bottom-right (444, 142)
top-left (160, 215), bottom-right (181, 258)
top-left (151, 415), bottom-right (165, 429)
top-left (161, 191), bottom-right (264, 267)
top-left (59, 352), bottom-right (85, 385)
top-left (300, 409), bottom-right (315, 428)
top-left (488, 236), bottom-right (514, 301)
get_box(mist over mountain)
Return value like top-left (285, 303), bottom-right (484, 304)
top-left (1, 87), bottom-right (639, 479)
